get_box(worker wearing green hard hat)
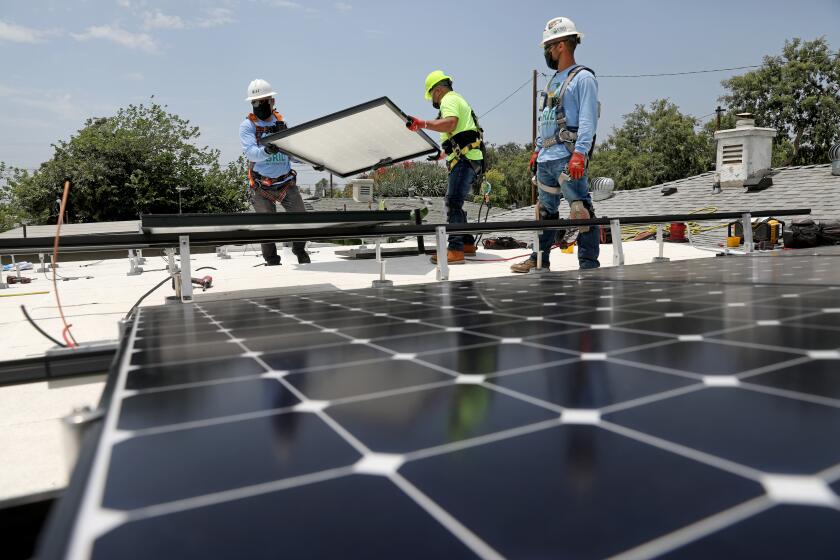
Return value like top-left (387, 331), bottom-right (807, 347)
top-left (424, 70), bottom-right (452, 101)
top-left (406, 71), bottom-right (486, 265)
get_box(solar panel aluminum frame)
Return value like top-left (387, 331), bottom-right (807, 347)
top-left (259, 97), bottom-right (440, 178)
top-left (140, 211), bottom-right (414, 234)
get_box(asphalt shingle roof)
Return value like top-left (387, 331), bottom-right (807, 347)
top-left (488, 164), bottom-right (840, 246)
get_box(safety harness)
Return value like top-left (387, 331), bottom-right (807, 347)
top-left (539, 65), bottom-right (596, 155)
top-left (536, 65), bottom-right (598, 196)
top-left (246, 111), bottom-right (296, 204)
top-left (438, 99), bottom-right (486, 174)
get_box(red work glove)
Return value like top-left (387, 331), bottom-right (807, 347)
top-left (406, 116), bottom-right (427, 132)
top-left (529, 151), bottom-right (539, 174)
top-left (568, 151), bottom-right (587, 180)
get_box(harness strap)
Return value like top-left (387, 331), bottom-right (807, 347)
top-left (441, 109), bottom-right (486, 173)
top-left (246, 110), bottom-right (290, 188)
top-left (248, 169), bottom-right (297, 204)
top-left (537, 179), bottom-right (562, 195)
top-left (541, 66), bottom-right (595, 154)
top-left (447, 140), bottom-right (483, 171)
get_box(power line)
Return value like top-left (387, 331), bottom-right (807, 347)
top-left (599, 65), bottom-right (760, 78)
top-left (541, 64), bottom-right (761, 80)
top-left (479, 75), bottom-right (534, 119)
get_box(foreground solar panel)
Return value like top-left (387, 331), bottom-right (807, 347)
top-left (260, 97), bottom-right (440, 177)
top-left (40, 256), bottom-right (840, 558)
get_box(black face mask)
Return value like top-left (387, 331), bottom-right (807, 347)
top-left (253, 100), bottom-right (272, 120)
top-left (544, 47), bottom-right (557, 70)
top-left (432, 101), bottom-right (440, 110)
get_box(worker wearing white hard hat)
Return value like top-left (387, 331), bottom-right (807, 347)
top-left (239, 78), bottom-right (316, 266)
top-left (512, 17), bottom-right (601, 272)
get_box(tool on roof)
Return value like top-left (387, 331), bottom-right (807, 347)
top-left (191, 275), bottom-right (213, 291)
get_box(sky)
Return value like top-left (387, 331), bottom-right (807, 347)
top-left (1, 0), bottom-right (839, 187)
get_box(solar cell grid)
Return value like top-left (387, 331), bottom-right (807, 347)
top-left (46, 255), bottom-right (840, 559)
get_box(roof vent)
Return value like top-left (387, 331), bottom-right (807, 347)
top-left (714, 112), bottom-right (776, 188)
top-left (350, 179), bottom-right (374, 203)
top-left (830, 142), bottom-right (840, 176)
top-left (590, 177), bottom-right (615, 202)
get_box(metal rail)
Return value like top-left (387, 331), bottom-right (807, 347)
top-left (0, 208), bottom-right (811, 291)
top-left (0, 209), bottom-right (811, 256)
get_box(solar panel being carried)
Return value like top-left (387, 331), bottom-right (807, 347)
top-left (260, 97), bottom-right (440, 177)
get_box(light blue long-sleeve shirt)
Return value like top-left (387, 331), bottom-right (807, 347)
top-left (536, 65), bottom-right (599, 163)
top-left (239, 115), bottom-right (292, 177)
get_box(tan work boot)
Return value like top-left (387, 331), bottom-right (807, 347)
top-left (511, 258), bottom-right (547, 273)
top-left (430, 249), bottom-right (466, 265)
top-left (463, 243), bottom-right (477, 255)
top-left (570, 200), bottom-right (591, 233)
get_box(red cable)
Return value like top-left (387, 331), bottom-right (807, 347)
top-left (53, 180), bottom-right (78, 348)
top-left (61, 324), bottom-right (74, 347)
top-left (466, 244), bottom-right (566, 263)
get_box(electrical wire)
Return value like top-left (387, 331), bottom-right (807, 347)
top-left (540, 64), bottom-right (761, 81)
top-left (466, 243), bottom-right (567, 263)
top-left (52, 180), bottom-right (78, 348)
top-left (479, 76), bottom-right (534, 119)
top-left (599, 65), bottom-right (761, 78)
top-left (20, 304), bottom-right (67, 348)
top-left (124, 276), bottom-right (173, 320)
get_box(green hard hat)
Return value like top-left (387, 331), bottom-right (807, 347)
top-left (424, 70), bottom-right (452, 100)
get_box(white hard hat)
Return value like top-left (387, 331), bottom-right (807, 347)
top-left (245, 78), bottom-right (277, 101)
top-left (541, 17), bottom-right (583, 47)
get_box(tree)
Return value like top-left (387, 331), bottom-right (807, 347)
top-left (0, 162), bottom-right (19, 231)
top-left (483, 143), bottom-right (533, 205)
top-left (8, 101), bottom-right (248, 224)
top-left (720, 37), bottom-right (840, 166)
top-left (589, 99), bottom-right (713, 190)
top-left (372, 161), bottom-right (448, 197)
top-left (314, 178), bottom-right (328, 197)
top-left (473, 168), bottom-right (509, 205)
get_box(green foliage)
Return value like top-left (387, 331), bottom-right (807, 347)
top-left (8, 102), bottom-right (248, 224)
top-left (589, 99), bottom-right (713, 190)
top-left (720, 37), bottom-right (840, 166)
top-left (472, 168), bottom-right (509, 205)
top-left (372, 161), bottom-right (448, 197)
top-left (314, 177), bottom-right (329, 197)
top-left (0, 162), bottom-right (20, 231)
top-left (483, 143), bottom-right (533, 206)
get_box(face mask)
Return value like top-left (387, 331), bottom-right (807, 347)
top-left (432, 101), bottom-right (440, 110)
top-left (253, 100), bottom-right (272, 120)
top-left (544, 47), bottom-right (557, 70)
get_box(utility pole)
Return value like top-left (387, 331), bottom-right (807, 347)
top-left (531, 69), bottom-right (538, 205)
top-left (329, 173), bottom-right (334, 197)
top-left (715, 105), bottom-right (724, 132)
